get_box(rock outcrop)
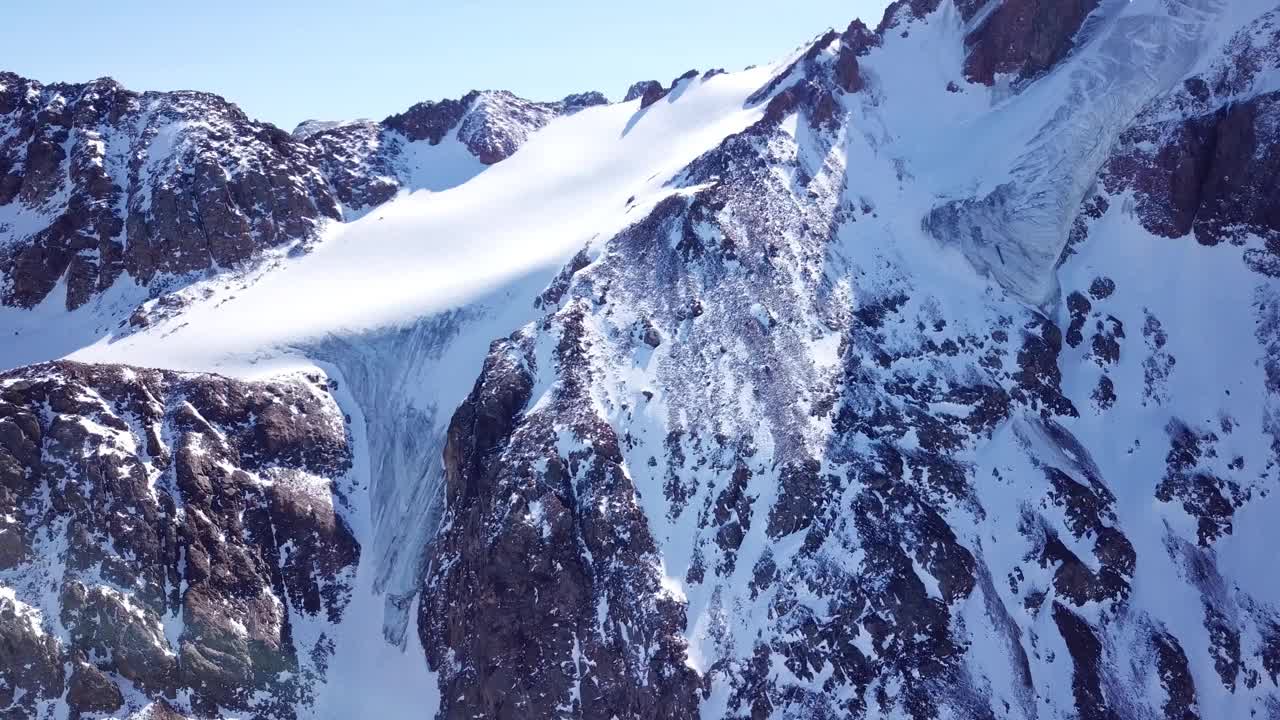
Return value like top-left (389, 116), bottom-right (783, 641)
top-left (455, 90), bottom-right (606, 164)
top-left (3, 1), bottom-right (1280, 719)
top-left (0, 75), bottom-right (340, 310)
top-left (0, 361), bottom-right (358, 718)
top-left (421, 326), bottom-right (701, 719)
top-left (624, 80), bottom-right (667, 108)
top-left (963, 0), bottom-right (1102, 85)
top-left (1104, 9), bottom-right (1280, 256)
top-left (416, 2), bottom-right (1280, 717)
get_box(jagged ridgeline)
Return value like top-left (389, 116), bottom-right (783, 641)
top-left (2, 0), bottom-right (1280, 718)
top-left (0, 77), bottom-right (604, 311)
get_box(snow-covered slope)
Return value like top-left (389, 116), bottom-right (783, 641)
top-left (0, 74), bottom-right (602, 327)
top-left (74, 60), bottom-right (789, 661)
top-left (3, 0), bottom-right (1280, 718)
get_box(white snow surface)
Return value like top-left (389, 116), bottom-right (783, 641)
top-left (3, 2), bottom-right (1280, 715)
top-left (70, 63), bottom-right (780, 372)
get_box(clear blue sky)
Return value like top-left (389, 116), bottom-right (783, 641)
top-left (1, 0), bottom-right (891, 131)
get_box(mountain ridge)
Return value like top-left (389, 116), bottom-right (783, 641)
top-left (2, 0), bottom-right (1280, 718)
top-left (0, 70), bottom-right (607, 317)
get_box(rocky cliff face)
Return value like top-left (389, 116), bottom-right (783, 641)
top-left (0, 74), bottom-right (603, 312)
top-left (0, 361), bottom-right (358, 719)
top-left (418, 1), bottom-right (1280, 718)
top-left (962, 0), bottom-right (1102, 85)
top-left (0, 75), bottom-right (340, 311)
top-left (3, 0), bottom-right (1280, 718)
top-left (1104, 8), bottom-right (1280, 254)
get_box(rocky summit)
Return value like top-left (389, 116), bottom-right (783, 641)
top-left (2, 0), bottom-right (1280, 718)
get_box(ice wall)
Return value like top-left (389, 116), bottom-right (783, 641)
top-left (927, 0), bottom-right (1225, 305)
top-left (310, 311), bottom-right (473, 646)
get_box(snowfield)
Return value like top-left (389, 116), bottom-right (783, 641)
top-left (2, 0), bottom-right (1280, 717)
top-left (69, 62), bottom-right (783, 369)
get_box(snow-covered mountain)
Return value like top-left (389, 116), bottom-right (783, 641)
top-left (2, 0), bottom-right (1280, 718)
top-left (0, 74), bottom-right (604, 315)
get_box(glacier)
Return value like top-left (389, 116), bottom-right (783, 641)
top-left (924, 0), bottom-right (1227, 306)
top-left (2, 0), bottom-right (1279, 715)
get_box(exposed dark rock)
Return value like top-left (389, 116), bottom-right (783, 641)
top-left (0, 360), bottom-right (358, 718)
top-left (1053, 601), bottom-right (1119, 720)
top-left (1060, 194), bottom-right (1111, 267)
top-left (422, 319), bottom-right (700, 719)
top-left (834, 49), bottom-right (865, 94)
top-left (0, 73), bottom-right (600, 311)
top-left (0, 76), bottom-right (338, 309)
top-left (1153, 632), bottom-right (1200, 720)
top-left (60, 581), bottom-right (177, 694)
top-left (876, 0), bottom-right (962, 33)
top-left (1092, 374), bottom-right (1116, 410)
top-left (457, 91), bottom-right (587, 164)
top-left (1044, 465), bottom-right (1114, 539)
top-left (671, 69), bottom-right (699, 88)
top-left (305, 120), bottom-right (401, 210)
top-left (1100, 84), bottom-right (1280, 249)
top-left (746, 30), bottom-right (839, 106)
top-left (626, 80), bottom-right (668, 109)
top-left (1205, 605), bottom-right (1242, 691)
top-left (1038, 531), bottom-right (1130, 607)
top-left (1090, 315), bottom-right (1124, 366)
top-left (1066, 291), bottom-right (1092, 347)
top-left (560, 91), bottom-right (609, 112)
top-left (67, 660), bottom-right (125, 714)
top-left (384, 92), bottom-right (478, 143)
top-left (1261, 621), bottom-right (1280, 686)
top-left (1088, 276), bottom-right (1116, 300)
top-left (964, 0), bottom-right (1102, 85)
top-left (1013, 314), bottom-right (1078, 417)
top-left (641, 318), bottom-right (663, 348)
top-left (0, 593), bottom-right (65, 713)
top-left (1158, 420), bottom-right (1246, 546)
top-left (536, 248), bottom-right (592, 309)
top-left (624, 80), bottom-right (658, 103)
top-left (765, 458), bottom-right (826, 538)
top-left (833, 20), bottom-right (877, 94)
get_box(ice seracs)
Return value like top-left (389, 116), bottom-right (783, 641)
top-left (2, 0), bottom-right (1280, 717)
top-left (925, 0), bottom-right (1228, 306)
